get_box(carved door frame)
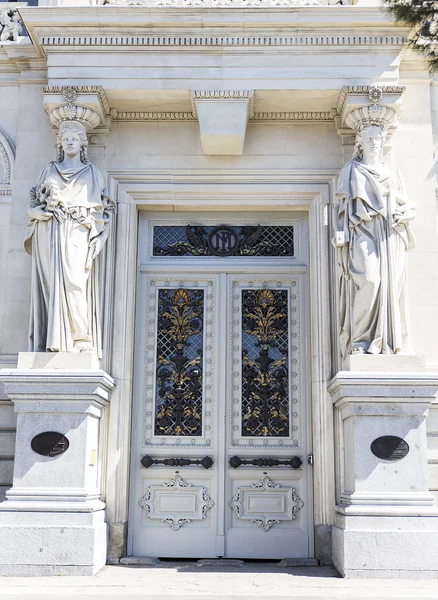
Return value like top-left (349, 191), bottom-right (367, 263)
top-left (101, 169), bottom-right (337, 562)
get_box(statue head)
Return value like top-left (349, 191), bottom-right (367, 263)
top-left (56, 120), bottom-right (89, 164)
top-left (353, 123), bottom-right (387, 162)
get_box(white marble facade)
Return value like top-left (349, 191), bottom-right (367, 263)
top-left (0, 0), bottom-right (437, 578)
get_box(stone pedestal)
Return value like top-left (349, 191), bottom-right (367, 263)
top-left (0, 353), bottom-right (114, 576)
top-left (328, 358), bottom-right (438, 578)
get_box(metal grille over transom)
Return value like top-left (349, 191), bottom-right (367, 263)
top-left (152, 224), bottom-right (294, 258)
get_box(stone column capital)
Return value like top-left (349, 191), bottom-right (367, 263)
top-left (337, 84), bottom-right (406, 133)
top-left (42, 85), bottom-right (111, 132)
top-left (334, 84), bottom-right (406, 162)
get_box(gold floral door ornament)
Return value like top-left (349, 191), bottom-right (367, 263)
top-left (241, 289), bottom-right (290, 437)
top-left (155, 288), bottom-right (205, 436)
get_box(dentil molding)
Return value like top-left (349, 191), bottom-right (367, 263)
top-left (40, 35), bottom-right (406, 49)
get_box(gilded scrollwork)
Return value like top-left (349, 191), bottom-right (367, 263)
top-left (155, 288), bottom-right (204, 436)
top-left (241, 289), bottom-right (289, 437)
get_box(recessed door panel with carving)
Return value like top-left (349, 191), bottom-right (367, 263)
top-left (130, 217), bottom-right (312, 560)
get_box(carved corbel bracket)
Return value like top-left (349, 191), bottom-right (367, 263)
top-left (190, 90), bottom-right (255, 156)
top-left (335, 85), bottom-right (406, 162)
top-left (42, 85), bottom-right (111, 133)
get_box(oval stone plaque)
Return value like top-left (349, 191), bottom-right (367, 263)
top-left (31, 432), bottom-right (69, 457)
top-left (371, 436), bottom-right (409, 461)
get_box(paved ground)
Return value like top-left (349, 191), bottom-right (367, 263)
top-left (1, 563), bottom-right (438, 600)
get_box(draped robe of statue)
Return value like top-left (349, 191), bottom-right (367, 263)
top-left (24, 161), bottom-right (111, 356)
top-left (336, 160), bottom-right (415, 358)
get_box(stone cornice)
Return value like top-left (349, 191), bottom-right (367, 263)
top-left (18, 6), bottom-right (411, 42)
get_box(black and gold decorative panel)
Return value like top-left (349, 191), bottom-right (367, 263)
top-left (154, 288), bottom-right (205, 437)
top-left (152, 225), bottom-right (295, 258)
top-left (229, 277), bottom-right (301, 450)
top-left (241, 289), bottom-right (290, 437)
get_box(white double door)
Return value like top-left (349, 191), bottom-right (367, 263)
top-left (129, 268), bottom-right (313, 559)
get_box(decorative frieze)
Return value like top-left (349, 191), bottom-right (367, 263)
top-left (252, 111), bottom-right (335, 122)
top-left (110, 109), bottom-right (196, 121)
top-left (109, 109), bottom-right (335, 123)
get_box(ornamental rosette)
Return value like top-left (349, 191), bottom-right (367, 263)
top-left (368, 85), bottom-right (383, 104)
top-left (63, 87), bottom-right (78, 104)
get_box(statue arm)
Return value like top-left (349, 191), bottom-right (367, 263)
top-left (332, 194), bottom-right (350, 248)
top-left (391, 166), bottom-right (416, 225)
top-left (87, 193), bottom-right (115, 261)
top-left (27, 186), bottom-right (53, 222)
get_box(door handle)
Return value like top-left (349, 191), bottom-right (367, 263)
top-left (229, 455), bottom-right (302, 469)
top-left (141, 455), bottom-right (214, 469)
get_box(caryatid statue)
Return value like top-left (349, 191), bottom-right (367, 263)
top-left (24, 120), bottom-right (114, 356)
top-left (334, 115), bottom-right (416, 359)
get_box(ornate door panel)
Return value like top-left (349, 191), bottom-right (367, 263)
top-left (132, 275), bottom-right (220, 558)
top-left (130, 217), bottom-right (312, 560)
top-left (225, 276), bottom-right (310, 558)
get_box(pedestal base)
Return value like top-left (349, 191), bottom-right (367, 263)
top-left (329, 365), bottom-right (438, 579)
top-left (0, 356), bottom-right (114, 576)
top-left (341, 354), bottom-right (426, 372)
top-left (333, 514), bottom-right (438, 579)
top-left (0, 509), bottom-right (106, 576)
